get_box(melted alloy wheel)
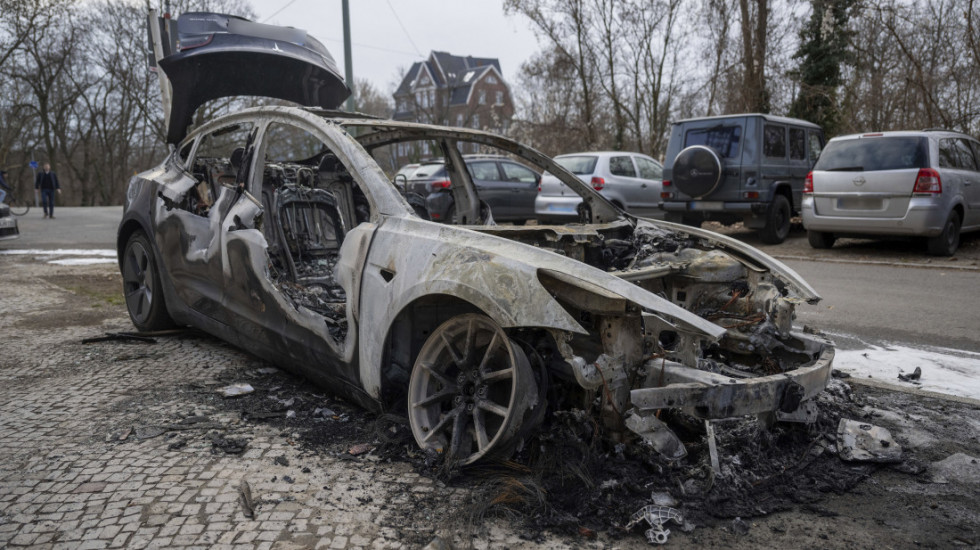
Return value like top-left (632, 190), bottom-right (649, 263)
top-left (408, 314), bottom-right (536, 465)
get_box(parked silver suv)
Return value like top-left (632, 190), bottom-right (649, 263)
top-left (802, 130), bottom-right (980, 256)
top-left (535, 151), bottom-right (663, 222)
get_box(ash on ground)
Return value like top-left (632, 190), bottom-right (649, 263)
top-left (192, 362), bottom-right (932, 543)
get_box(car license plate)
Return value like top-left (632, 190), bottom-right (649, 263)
top-left (547, 204), bottom-right (577, 213)
top-left (837, 197), bottom-right (883, 210)
top-left (690, 201), bottom-right (724, 211)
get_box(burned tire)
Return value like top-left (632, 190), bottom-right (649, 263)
top-left (760, 194), bottom-right (792, 244)
top-left (807, 230), bottom-right (836, 249)
top-left (672, 145), bottom-right (722, 198)
top-left (407, 314), bottom-right (537, 465)
top-left (122, 231), bottom-right (175, 331)
top-left (927, 210), bottom-right (960, 256)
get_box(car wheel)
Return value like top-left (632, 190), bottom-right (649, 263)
top-left (407, 313), bottom-right (537, 465)
top-left (807, 230), bottom-right (836, 249)
top-left (927, 211), bottom-right (960, 256)
top-left (760, 194), bottom-right (791, 244)
top-left (122, 231), bottom-right (175, 331)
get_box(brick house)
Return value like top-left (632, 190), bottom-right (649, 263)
top-left (392, 51), bottom-right (514, 164)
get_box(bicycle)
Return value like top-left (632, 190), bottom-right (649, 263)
top-left (5, 192), bottom-right (32, 216)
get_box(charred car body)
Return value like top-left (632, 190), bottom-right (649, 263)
top-left (119, 12), bottom-right (834, 465)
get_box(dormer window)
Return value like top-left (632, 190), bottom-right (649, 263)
top-left (487, 75), bottom-right (497, 84)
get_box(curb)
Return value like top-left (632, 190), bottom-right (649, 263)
top-left (773, 254), bottom-right (979, 271)
top-left (846, 376), bottom-right (980, 407)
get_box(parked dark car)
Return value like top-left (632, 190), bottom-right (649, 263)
top-left (120, 12), bottom-right (834, 466)
top-left (660, 114), bottom-right (825, 243)
top-left (404, 155), bottom-right (540, 223)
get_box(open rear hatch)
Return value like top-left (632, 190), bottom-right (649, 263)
top-left (157, 12), bottom-right (350, 143)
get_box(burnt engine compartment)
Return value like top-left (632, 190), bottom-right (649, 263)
top-left (478, 221), bottom-right (816, 379)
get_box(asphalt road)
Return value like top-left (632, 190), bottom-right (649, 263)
top-left (4, 207), bottom-right (978, 354)
top-left (0, 206), bottom-right (122, 250)
top-left (786, 259), bottom-right (980, 353)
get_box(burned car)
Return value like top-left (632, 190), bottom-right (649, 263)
top-left (120, 12), bottom-right (834, 465)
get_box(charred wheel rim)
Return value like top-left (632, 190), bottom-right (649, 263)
top-left (122, 237), bottom-right (156, 326)
top-left (408, 314), bottom-right (535, 464)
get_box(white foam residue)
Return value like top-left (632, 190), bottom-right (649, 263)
top-left (0, 249), bottom-right (116, 257)
top-left (833, 341), bottom-right (980, 400)
top-left (48, 258), bottom-right (117, 266)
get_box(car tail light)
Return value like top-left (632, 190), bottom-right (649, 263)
top-left (913, 168), bottom-right (941, 194)
top-left (591, 177), bottom-right (605, 190)
top-left (430, 180), bottom-right (451, 190)
top-left (661, 191), bottom-right (674, 199)
top-left (742, 191), bottom-right (759, 199)
top-left (803, 172), bottom-right (813, 194)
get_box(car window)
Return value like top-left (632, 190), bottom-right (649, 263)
top-left (501, 162), bottom-right (537, 183)
top-left (971, 141), bottom-right (980, 172)
top-left (808, 131), bottom-right (824, 161)
top-left (189, 122), bottom-right (255, 218)
top-left (261, 122), bottom-right (371, 228)
top-left (634, 157), bottom-right (663, 180)
top-left (468, 161), bottom-right (500, 181)
top-left (555, 155), bottom-right (598, 175)
top-left (952, 138), bottom-right (979, 171)
top-left (815, 136), bottom-right (928, 172)
top-left (763, 125), bottom-right (786, 158)
top-left (412, 164), bottom-right (446, 178)
top-left (609, 156), bottom-right (636, 177)
top-left (178, 140), bottom-right (195, 167)
top-left (684, 125), bottom-right (741, 158)
top-left (789, 128), bottom-right (807, 160)
top-left (938, 139), bottom-right (958, 169)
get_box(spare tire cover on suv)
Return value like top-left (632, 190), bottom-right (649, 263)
top-left (673, 145), bottom-right (722, 198)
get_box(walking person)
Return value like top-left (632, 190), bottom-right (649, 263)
top-left (0, 169), bottom-right (10, 204)
top-left (34, 163), bottom-right (61, 218)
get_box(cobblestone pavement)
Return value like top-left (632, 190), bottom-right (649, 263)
top-left (0, 256), bottom-right (593, 550)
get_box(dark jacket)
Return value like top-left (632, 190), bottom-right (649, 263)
top-left (0, 171), bottom-right (9, 191)
top-left (35, 170), bottom-right (60, 191)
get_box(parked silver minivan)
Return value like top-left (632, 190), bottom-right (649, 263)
top-left (802, 130), bottom-right (980, 255)
top-left (535, 151), bottom-right (663, 222)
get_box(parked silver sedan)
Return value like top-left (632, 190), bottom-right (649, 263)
top-left (802, 130), bottom-right (980, 255)
top-left (536, 152), bottom-right (663, 222)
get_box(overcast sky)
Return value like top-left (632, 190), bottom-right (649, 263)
top-left (252, 0), bottom-right (541, 94)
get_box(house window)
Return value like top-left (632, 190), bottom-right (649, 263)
top-left (456, 114), bottom-right (464, 127)
top-left (472, 114), bottom-right (479, 129)
top-left (478, 90), bottom-right (486, 105)
top-left (487, 75), bottom-right (497, 84)
top-left (495, 91), bottom-right (503, 105)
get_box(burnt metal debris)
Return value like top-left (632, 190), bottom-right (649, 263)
top-left (626, 505), bottom-right (685, 545)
